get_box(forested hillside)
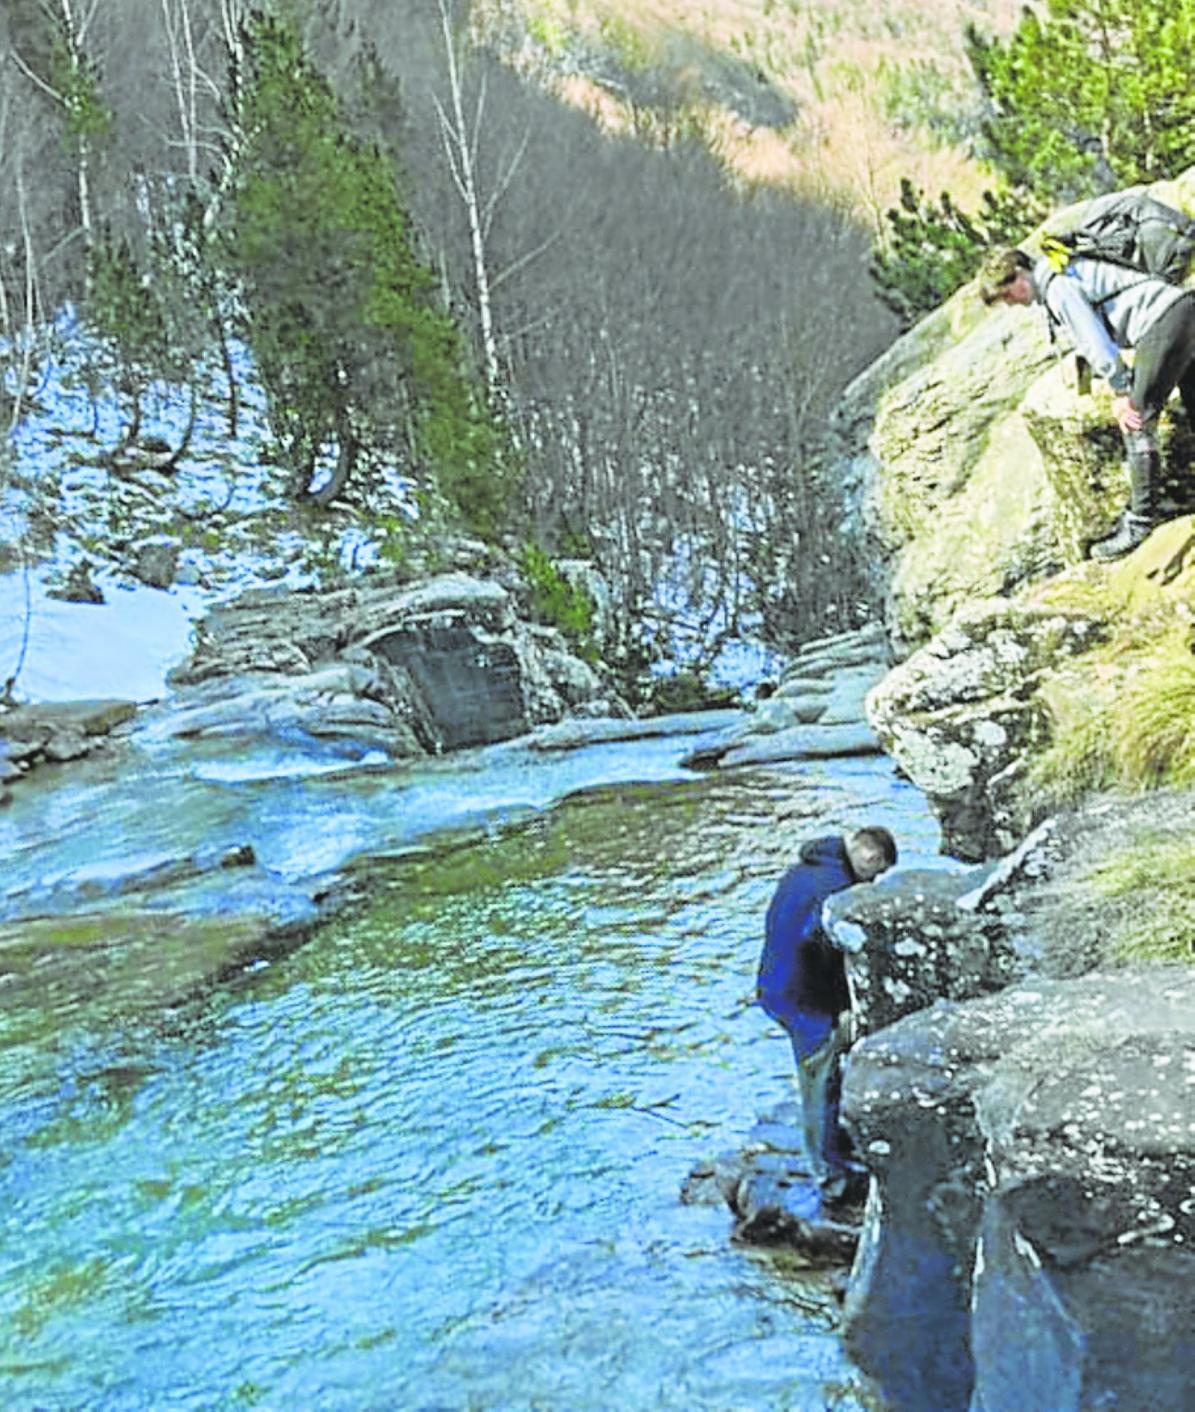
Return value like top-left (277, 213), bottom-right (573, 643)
top-left (471, 0), bottom-right (1023, 221)
top-left (5, 0), bottom-right (1194, 693)
top-left (0, 0), bottom-right (904, 688)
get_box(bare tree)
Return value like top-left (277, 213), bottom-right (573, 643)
top-left (7, 0), bottom-right (110, 241)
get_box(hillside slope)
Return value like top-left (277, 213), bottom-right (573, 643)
top-left (472, 0), bottom-right (1021, 225)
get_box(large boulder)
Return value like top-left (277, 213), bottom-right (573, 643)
top-left (841, 967), bottom-right (1195, 1412)
top-left (165, 571), bottom-right (616, 756)
top-left (865, 598), bottom-right (1108, 858)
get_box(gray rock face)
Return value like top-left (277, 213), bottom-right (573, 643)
top-left (165, 571), bottom-right (614, 757)
top-left (365, 620), bottom-right (526, 751)
top-left (866, 600), bottom-right (1108, 859)
top-left (841, 968), bottom-right (1195, 1412)
top-left (825, 867), bottom-right (1026, 1038)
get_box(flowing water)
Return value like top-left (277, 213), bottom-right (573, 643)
top-left (1, 743), bottom-right (949, 1411)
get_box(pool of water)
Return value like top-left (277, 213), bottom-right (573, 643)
top-left (1, 755), bottom-right (944, 1410)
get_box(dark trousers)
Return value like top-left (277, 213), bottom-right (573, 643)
top-left (1132, 292), bottom-right (1195, 430)
top-left (791, 1022), bottom-right (850, 1183)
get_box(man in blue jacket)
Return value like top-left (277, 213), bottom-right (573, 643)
top-left (757, 825), bottom-right (898, 1202)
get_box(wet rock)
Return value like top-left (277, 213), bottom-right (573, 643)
top-left (684, 1101), bottom-right (865, 1264)
top-left (4, 837), bottom-right (270, 921)
top-left (679, 1150), bottom-right (749, 1208)
top-left (529, 708), bottom-right (741, 752)
top-left (41, 732), bottom-right (91, 763)
top-left (716, 721), bottom-right (881, 767)
top-left (0, 747), bottom-right (21, 782)
top-left (167, 572), bottom-right (620, 758)
top-left (1, 700), bottom-right (137, 739)
top-left (141, 662), bottom-right (423, 760)
top-left (762, 693), bottom-right (831, 727)
top-left (217, 844), bottom-right (256, 869)
top-left (683, 719), bottom-right (882, 770)
top-left (840, 967), bottom-right (1195, 1412)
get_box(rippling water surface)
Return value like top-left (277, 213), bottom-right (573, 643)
top-left (1, 754), bottom-right (943, 1410)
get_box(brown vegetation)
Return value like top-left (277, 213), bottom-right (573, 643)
top-left (472, 0), bottom-right (1022, 228)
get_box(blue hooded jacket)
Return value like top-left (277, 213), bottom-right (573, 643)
top-left (756, 835), bottom-right (856, 1056)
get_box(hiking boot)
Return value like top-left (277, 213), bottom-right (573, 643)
top-left (819, 1160), bottom-right (870, 1208)
top-left (1089, 510), bottom-right (1161, 561)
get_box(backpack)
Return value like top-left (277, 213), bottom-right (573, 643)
top-left (1040, 187), bottom-right (1195, 283)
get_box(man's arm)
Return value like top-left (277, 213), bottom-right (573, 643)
top-left (1045, 273), bottom-right (1131, 391)
top-left (1045, 274), bottom-right (1142, 433)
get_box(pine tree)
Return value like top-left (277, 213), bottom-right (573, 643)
top-left (871, 181), bottom-right (1041, 329)
top-left (967, 0), bottom-right (1195, 201)
top-left (219, 11), bottom-right (509, 530)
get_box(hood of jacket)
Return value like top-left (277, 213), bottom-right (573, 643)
top-left (798, 834), bottom-right (855, 882)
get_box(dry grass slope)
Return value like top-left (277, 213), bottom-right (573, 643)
top-left (473, 0), bottom-right (1022, 228)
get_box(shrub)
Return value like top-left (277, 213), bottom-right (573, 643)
top-left (519, 543), bottom-right (598, 661)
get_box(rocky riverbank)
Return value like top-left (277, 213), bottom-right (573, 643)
top-left (688, 785), bottom-right (1194, 1410)
top-left (724, 171), bottom-right (1195, 1408)
top-left (825, 788), bottom-right (1195, 1411)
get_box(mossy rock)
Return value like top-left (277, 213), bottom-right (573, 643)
top-left (861, 169), bottom-right (1195, 660)
top-left (0, 910), bottom-right (281, 1044)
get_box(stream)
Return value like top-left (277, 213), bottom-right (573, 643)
top-left (1, 726), bottom-right (951, 1410)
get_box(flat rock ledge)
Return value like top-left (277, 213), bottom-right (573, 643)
top-left (0, 699), bottom-right (136, 799)
top-left (682, 622), bottom-right (890, 769)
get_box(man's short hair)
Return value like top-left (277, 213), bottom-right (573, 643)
top-left (851, 825), bottom-right (898, 869)
top-left (977, 248), bottom-right (1033, 305)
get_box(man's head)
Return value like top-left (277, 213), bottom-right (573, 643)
top-left (846, 826), bottom-right (897, 884)
top-left (977, 248), bottom-right (1035, 306)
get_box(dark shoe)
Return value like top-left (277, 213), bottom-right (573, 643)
top-left (1089, 510), bottom-right (1162, 561)
top-left (819, 1160), bottom-right (869, 1208)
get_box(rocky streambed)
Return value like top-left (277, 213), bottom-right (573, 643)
top-left (1, 586), bottom-right (936, 1411)
top-left (5, 571), bottom-right (1191, 1412)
